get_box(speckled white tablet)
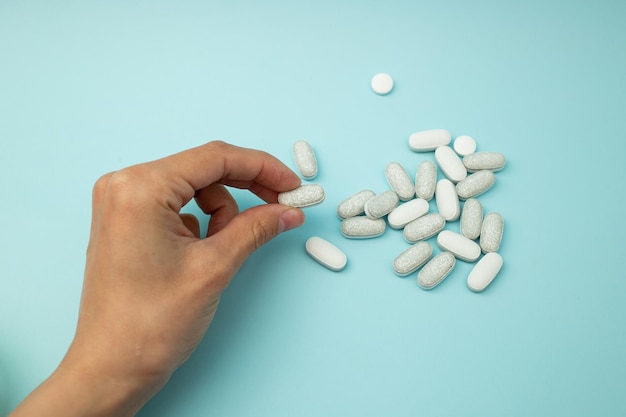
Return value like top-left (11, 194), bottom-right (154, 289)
top-left (435, 146), bottom-right (467, 183)
top-left (387, 198), bottom-right (429, 229)
top-left (364, 190), bottom-right (399, 219)
top-left (393, 241), bottom-right (433, 276)
top-left (460, 198), bottom-right (483, 240)
top-left (415, 160), bottom-right (437, 201)
top-left (455, 170), bottom-right (495, 200)
top-left (403, 213), bottom-right (446, 242)
top-left (385, 162), bottom-right (415, 201)
top-left (467, 252), bottom-right (503, 292)
top-left (337, 190), bottom-right (376, 219)
top-left (436, 230), bottom-right (481, 262)
top-left (341, 216), bottom-right (386, 239)
top-left (408, 129), bottom-right (452, 152)
top-left (278, 184), bottom-right (325, 207)
top-left (435, 179), bottom-right (460, 221)
top-left (463, 152), bottom-right (506, 172)
top-left (305, 236), bottom-right (347, 272)
top-left (480, 212), bottom-right (504, 253)
top-left (293, 140), bottom-right (318, 180)
top-left (371, 73), bottom-right (394, 95)
top-left (417, 252), bottom-right (456, 290)
top-left (453, 135), bottom-right (476, 156)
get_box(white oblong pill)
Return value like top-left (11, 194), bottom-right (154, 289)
top-left (435, 179), bottom-right (460, 221)
top-left (387, 198), bottom-right (429, 229)
top-left (305, 236), bottom-right (347, 272)
top-left (435, 145), bottom-right (467, 183)
top-left (293, 140), bottom-right (318, 180)
top-left (460, 198), bottom-right (483, 240)
top-left (341, 216), bottom-right (386, 239)
top-left (463, 152), bottom-right (506, 172)
top-left (393, 241), bottom-right (433, 276)
top-left (385, 162), bottom-right (415, 201)
top-left (364, 190), bottom-right (399, 219)
top-left (408, 129), bottom-right (452, 152)
top-left (436, 230), bottom-right (481, 262)
top-left (418, 252), bottom-right (456, 290)
top-left (453, 135), bottom-right (476, 156)
top-left (278, 184), bottom-right (325, 207)
top-left (480, 212), bottom-right (504, 253)
top-left (415, 160), bottom-right (437, 201)
top-left (403, 213), bottom-right (446, 242)
top-left (371, 73), bottom-right (394, 95)
top-left (337, 189), bottom-right (376, 219)
top-left (455, 170), bottom-right (495, 200)
top-left (468, 252), bottom-right (503, 292)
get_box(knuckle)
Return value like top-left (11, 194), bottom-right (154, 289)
top-left (250, 220), bottom-right (272, 251)
top-left (104, 165), bottom-right (154, 210)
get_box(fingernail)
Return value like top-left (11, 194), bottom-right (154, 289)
top-left (278, 208), bottom-right (305, 233)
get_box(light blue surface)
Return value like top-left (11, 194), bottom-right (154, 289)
top-left (1, 1), bottom-right (625, 416)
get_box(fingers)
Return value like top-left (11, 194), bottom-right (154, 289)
top-left (180, 214), bottom-right (201, 238)
top-left (88, 172), bottom-right (115, 249)
top-left (194, 183), bottom-right (239, 237)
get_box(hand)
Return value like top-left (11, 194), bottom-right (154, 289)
top-left (10, 141), bottom-right (305, 417)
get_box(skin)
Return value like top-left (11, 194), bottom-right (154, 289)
top-left (9, 141), bottom-right (305, 416)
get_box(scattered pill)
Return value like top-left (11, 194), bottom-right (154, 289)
top-left (393, 241), bottom-right (433, 276)
top-left (453, 135), bottom-right (477, 156)
top-left (408, 129), bottom-right (452, 152)
top-left (385, 162), bottom-right (415, 201)
top-left (460, 198), bottom-right (483, 240)
top-left (305, 236), bottom-right (347, 272)
top-left (436, 230), bottom-right (481, 262)
top-left (371, 73), bottom-right (394, 95)
top-left (415, 160), bottom-right (437, 201)
top-left (480, 212), bottom-right (504, 253)
top-left (467, 252), bottom-right (503, 292)
top-left (337, 190), bottom-right (376, 219)
top-left (341, 216), bottom-right (386, 239)
top-left (418, 252), bottom-right (456, 290)
top-left (293, 140), bottom-right (318, 180)
top-left (278, 184), bottom-right (325, 207)
top-left (463, 152), bottom-right (506, 172)
top-left (403, 213), bottom-right (446, 242)
top-left (364, 190), bottom-right (399, 219)
top-left (435, 179), bottom-right (460, 221)
top-left (455, 170), bottom-right (495, 200)
top-left (435, 145), bottom-right (467, 183)
top-left (387, 198), bottom-right (429, 229)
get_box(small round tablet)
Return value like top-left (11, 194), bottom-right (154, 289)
top-left (371, 73), bottom-right (394, 95)
top-left (453, 135), bottom-right (477, 156)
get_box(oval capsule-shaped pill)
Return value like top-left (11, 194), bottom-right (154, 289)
top-left (408, 129), bottom-right (451, 152)
top-left (415, 160), bottom-right (437, 201)
top-left (435, 145), bottom-right (467, 183)
top-left (393, 241), bottom-right (433, 276)
top-left (460, 198), bottom-right (483, 240)
top-left (341, 216), bottom-right (386, 239)
top-left (385, 162), bottom-right (415, 201)
top-left (435, 179), bottom-right (460, 221)
top-left (293, 140), bottom-right (318, 180)
top-left (387, 198), bottom-right (429, 229)
top-left (403, 213), bottom-right (446, 242)
top-left (480, 212), bottom-right (504, 253)
top-left (455, 170), bottom-right (495, 200)
top-left (337, 189), bottom-right (376, 219)
top-left (436, 230), bottom-right (481, 262)
top-left (463, 152), bottom-right (506, 172)
top-left (364, 190), bottom-right (399, 219)
top-left (305, 236), bottom-right (347, 272)
top-left (278, 184), bottom-right (325, 207)
top-left (467, 252), bottom-right (503, 292)
top-left (418, 252), bottom-right (456, 290)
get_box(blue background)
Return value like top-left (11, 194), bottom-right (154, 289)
top-left (1, 1), bottom-right (625, 416)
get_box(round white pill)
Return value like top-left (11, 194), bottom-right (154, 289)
top-left (305, 237), bottom-right (347, 272)
top-left (453, 135), bottom-right (477, 156)
top-left (371, 73), bottom-right (394, 95)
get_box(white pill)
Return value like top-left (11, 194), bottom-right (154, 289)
top-left (455, 170), bottom-right (495, 200)
top-left (415, 160), bottom-right (437, 201)
top-left (463, 152), bottom-right (506, 172)
top-left (387, 198), bottom-right (429, 229)
top-left (435, 179), bottom-right (460, 221)
top-left (371, 73), bottom-right (394, 95)
top-left (408, 129), bottom-right (452, 152)
top-left (364, 190), bottom-right (399, 219)
top-left (453, 135), bottom-right (477, 156)
top-left (418, 252), bottom-right (456, 290)
top-left (435, 145), bottom-right (467, 183)
top-left (341, 216), bottom-right (386, 239)
top-left (403, 213), bottom-right (446, 242)
top-left (480, 212), bottom-right (504, 253)
top-left (293, 140), bottom-right (318, 180)
top-left (467, 252), bottom-right (503, 292)
top-left (278, 184), bottom-right (325, 207)
top-left (385, 162), bottom-right (415, 201)
top-left (393, 241), bottom-right (433, 276)
top-left (436, 230), bottom-right (481, 262)
top-left (460, 198), bottom-right (483, 240)
top-left (305, 236), bottom-right (347, 272)
top-left (337, 189), bottom-right (376, 219)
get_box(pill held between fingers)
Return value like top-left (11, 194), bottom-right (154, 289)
top-left (387, 198), bottom-right (429, 229)
top-left (408, 129), bottom-right (452, 152)
top-left (417, 252), bottom-right (456, 290)
top-left (341, 216), bottom-right (386, 239)
top-left (463, 152), bottom-right (506, 172)
top-left (371, 73), bottom-right (394, 95)
top-left (460, 198), bottom-right (483, 240)
top-left (435, 145), bottom-right (467, 183)
top-left (385, 162), bottom-right (415, 201)
top-left (467, 252), bottom-right (503, 292)
top-left (415, 160), bottom-right (437, 201)
top-left (293, 140), bottom-right (318, 180)
top-left (278, 184), bottom-right (325, 208)
top-left (480, 212), bottom-right (504, 253)
top-left (393, 241), bottom-right (433, 276)
top-left (455, 170), bottom-right (496, 200)
top-left (403, 213), bottom-right (446, 242)
top-left (364, 190), bottom-right (399, 219)
top-left (435, 179), bottom-right (460, 221)
top-left (436, 230), bottom-right (481, 262)
top-left (337, 189), bottom-right (376, 219)
top-left (305, 236), bottom-right (347, 272)
top-left (453, 135), bottom-right (477, 156)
